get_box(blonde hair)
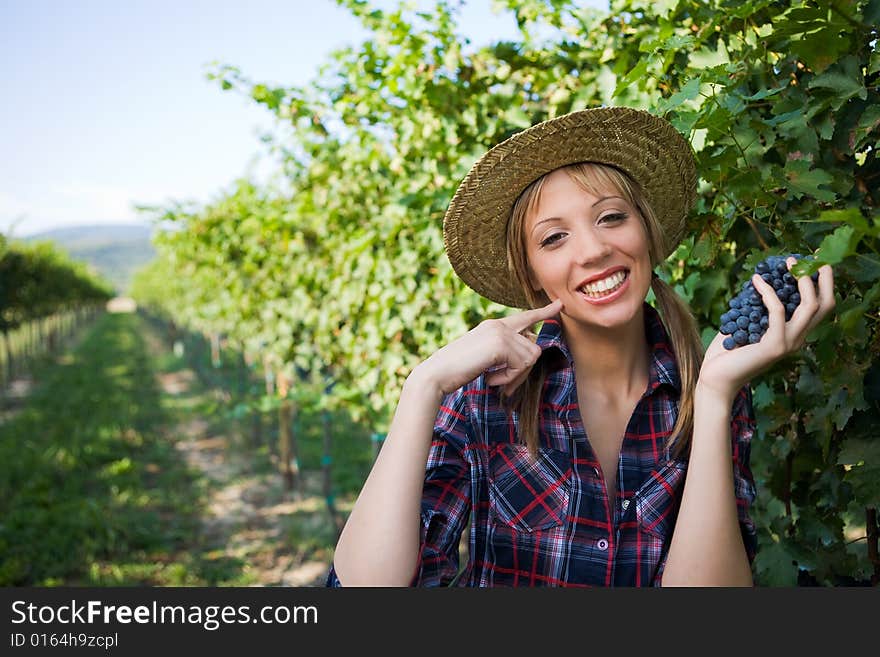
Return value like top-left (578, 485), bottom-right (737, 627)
top-left (504, 162), bottom-right (701, 461)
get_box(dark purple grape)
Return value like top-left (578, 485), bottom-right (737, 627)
top-left (718, 252), bottom-right (821, 350)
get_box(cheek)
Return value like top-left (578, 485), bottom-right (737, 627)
top-left (527, 265), bottom-right (547, 292)
top-left (528, 259), bottom-right (566, 294)
top-left (528, 268), bottom-right (541, 290)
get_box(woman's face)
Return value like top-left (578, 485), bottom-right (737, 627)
top-left (523, 168), bottom-right (652, 330)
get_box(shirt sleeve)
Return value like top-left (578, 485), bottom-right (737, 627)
top-left (730, 385), bottom-right (758, 564)
top-left (323, 385), bottom-right (473, 588)
top-left (410, 386), bottom-right (473, 586)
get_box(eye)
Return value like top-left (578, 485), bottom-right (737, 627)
top-left (599, 212), bottom-right (628, 224)
top-left (539, 232), bottom-right (565, 248)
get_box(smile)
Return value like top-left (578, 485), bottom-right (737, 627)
top-left (577, 269), bottom-right (629, 299)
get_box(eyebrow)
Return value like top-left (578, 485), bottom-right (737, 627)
top-left (530, 195), bottom-right (626, 231)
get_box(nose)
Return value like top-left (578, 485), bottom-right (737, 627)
top-left (573, 225), bottom-right (612, 265)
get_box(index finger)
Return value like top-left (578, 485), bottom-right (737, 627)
top-left (501, 298), bottom-right (563, 332)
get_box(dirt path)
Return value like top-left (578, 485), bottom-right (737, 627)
top-left (149, 342), bottom-right (333, 586)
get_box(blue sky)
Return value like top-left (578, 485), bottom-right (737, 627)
top-left (0, 0), bottom-right (605, 237)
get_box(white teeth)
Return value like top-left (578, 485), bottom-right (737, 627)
top-left (580, 271), bottom-right (627, 297)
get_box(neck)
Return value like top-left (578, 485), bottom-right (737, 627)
top-left (561, 305), bottom-right (650, 399)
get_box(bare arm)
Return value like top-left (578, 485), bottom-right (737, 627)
top-left (332, 368), bottom-right (444, 586)
top-left (663, 257), bottom-right (835, 586)
top-left (332, 299), bottom-right (562, 586)
top-left (661, 386), bottom-right (753, 586)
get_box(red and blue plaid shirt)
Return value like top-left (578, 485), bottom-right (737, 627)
top-left (327, 303), bottom-right (757, 586)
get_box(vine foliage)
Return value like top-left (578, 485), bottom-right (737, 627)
top-left (134, 0), bottom-right (879, 585)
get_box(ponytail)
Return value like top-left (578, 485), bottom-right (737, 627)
top-left (503, 353), bottom-right (549, 460)
top-left (650, 275), bottom-right (703, 460)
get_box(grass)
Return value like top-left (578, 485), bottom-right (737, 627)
top-left (0, 311), bottom-right (376, 586)
top-left (0, 312), bottom-right (204, 585)
top-left (0, 314), bottom-right (372, 586)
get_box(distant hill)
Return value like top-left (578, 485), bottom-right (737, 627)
top-left (25, 224), bottom-right (156, 294)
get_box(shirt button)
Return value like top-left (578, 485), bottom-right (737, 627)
top-left (597, 538), bottom-right (608, 551)
top-left (621, 499), bottom-right (630, 511)
top-left (592, 466), bottom-right (600, 477)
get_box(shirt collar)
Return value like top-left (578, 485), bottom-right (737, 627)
top-left (535, 302), bottom-right (681, 393)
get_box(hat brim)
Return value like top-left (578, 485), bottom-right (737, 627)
top-left (443, 107), bottom-right (697, 308)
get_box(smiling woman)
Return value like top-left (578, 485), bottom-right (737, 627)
top-left (326, 107), bottom-right (836, 587)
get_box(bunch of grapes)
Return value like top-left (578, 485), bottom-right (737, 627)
top-left (719, 254), bottom-right (820, 350)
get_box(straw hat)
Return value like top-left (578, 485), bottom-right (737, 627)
top-left (443, 107), bottom-right (697, 308)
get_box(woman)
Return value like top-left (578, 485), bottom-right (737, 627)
top-left (327, 107), bottom-right (835, 586)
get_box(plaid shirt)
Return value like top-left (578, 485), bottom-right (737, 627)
top-left (327, 303), bottom-right (757, 587)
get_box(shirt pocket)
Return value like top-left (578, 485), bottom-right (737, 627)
top-left (488, 443), bottom-right (571, 533)
top-left (634, 460), bottom-right (687, 539)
